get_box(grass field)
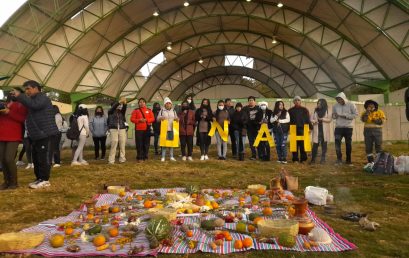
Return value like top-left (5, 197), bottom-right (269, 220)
top-left (1, 142), bottom-right (409, 258)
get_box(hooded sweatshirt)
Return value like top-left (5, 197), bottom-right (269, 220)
top-left (332, 92), bottom-right (358, 128)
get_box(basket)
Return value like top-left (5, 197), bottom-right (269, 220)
top-left (258, 219), bottom-right (299, 238)
top-left (0, 232), bottom-right (45, 252)
top-left (107, 186), bottom-right (126, 195)
top-left (247, 184), bottom-right (267, 194)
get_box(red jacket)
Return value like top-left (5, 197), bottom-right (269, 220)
top-left (130, 107), bottom-right (155, 131)
top-left (178, 110), bottom-right (196, 136)
top-left (0, 102), bottom-right (28, 142)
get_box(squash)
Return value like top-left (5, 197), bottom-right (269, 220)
top-left (145, 216), bottom-right (172, 248)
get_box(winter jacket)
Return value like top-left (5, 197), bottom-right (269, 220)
top-left (270, 111), bottom-right (290, 134)
top-left (230, 110), bottom-right (248, 134)
top-left (178, 109), bottom-right (196, 136)
top-left (311, 110), bottom-right (332, 143)
top-left (214, 109), bottom-right (230, 126)
top-left (90, 115), bottom-right (108, 137)
top-left (77, 115), bottom-right (90, 136)
top-left (242, 105), bottom-right (260, 131)
top-left (17, 92), bottom-right (59, 141)
top-left (0, 101), bottom-right (27, 142)
top-left (288, 105), bottom-right (311, 135)
top-left (255, 109), bottom-right (273, 129)
top-left (130, 107), bottom-right (155, 131)
top-left (332, 92), bottom-right (358, 128)
top-left (108, 102), bottom-right (127, 130)
top-left (157, 108), bottom-right (177, 131)
top-left (152, 109), bottom-right (161, 133)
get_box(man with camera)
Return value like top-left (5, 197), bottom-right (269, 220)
top-left (11, 80), bottom-right (59, 189)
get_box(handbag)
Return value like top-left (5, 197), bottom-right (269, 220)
top-left (305, 186), bottom-right (328, 206)
top-left (279, 168), bottom-right (298, 191)
top-left (139, 108), bottom-right (154, 136)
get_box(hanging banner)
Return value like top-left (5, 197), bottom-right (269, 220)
top-left (253, 123), bottom-right (275, 147)
top-left (289, 124), bottom-right (311, 152)
top-left (159, 120), bottom-right (179, 147)
top-left (208, 121), bottom-right (229, 142)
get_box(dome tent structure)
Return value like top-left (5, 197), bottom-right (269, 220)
top-left (0, 0), bottom-right (408, 103)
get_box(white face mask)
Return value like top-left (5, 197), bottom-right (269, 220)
top-left (260, 105), bottom-right (267, 110)
top-left (218, 105), bottom-right (224, 110)
top-left (187, 99), bottom-right (192, 103)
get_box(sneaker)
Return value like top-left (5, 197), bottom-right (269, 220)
top-left (108, 161), bottom-right (115, 165)
top-left (71, 161), bottom-right (82, 166)
top-left (16, 161), bottom-right (25, 166)
top-left (30, 180), bottom-right (50, 189)
top-left (170, 157), bottom-right (176, 162)
top-left (100, 157), bottom-right (105, 160)
top-left (187, 156), bottom-right (193, 161)
top-left (28, 179), bottom-right (40, 187)
top-left (25, 163), bottom-right (34, 169)
top-left (53, 164), bottom-right (61, 168)
top-left (182, 156), bottom-right (187, 161)
top-left (335, 160), bottom-right (343, 166)
top-left (200, 155), bottom-right (205, 161)
top-left (204, 155), bottom-right (209, 160)
top-left (276, 160), bottom-right (282, 163)
top-left (80, 160), bottom-right (89, 165)
top-left (161, 157), bottom-right (165, 162)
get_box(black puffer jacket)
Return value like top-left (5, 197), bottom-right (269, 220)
top-left (230, 110), bottom-right (248, 132)
top-left (108, 102), bottom-right (127, 129)
top-left (256, 109), bottom-right (273, 129)
top-left (17, 92), bottom-right (58, 141)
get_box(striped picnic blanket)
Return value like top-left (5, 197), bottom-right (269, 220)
top-left (7, 188), bottom-right (356, 256)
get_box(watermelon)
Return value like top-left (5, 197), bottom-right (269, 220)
top-left (145, 216), bottom-right (172, 248)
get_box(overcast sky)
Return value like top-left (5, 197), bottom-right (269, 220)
top-left (0, 0), bottom-right (27, 27)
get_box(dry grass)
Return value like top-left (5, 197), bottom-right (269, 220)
top-left (1, 142), bottom-right (409, 258)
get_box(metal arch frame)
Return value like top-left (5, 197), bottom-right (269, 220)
top-left (68, 2), bottom-right (377, 94)
top-left (112, 29), bottom-right (343, 99)
top-left (135, 44), bottom-right (315, 100)
top-left (152, 55), bottom-right (297, 99)
top-left (171, 74), bottom-right (276, 101)
top-left (167, 66), bottom-right (289, 101)
top-left (3, 0), bottom-right (407, 91)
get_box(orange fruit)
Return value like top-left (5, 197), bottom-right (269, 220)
top-left (225, 234), bottom-right (233, 241)
top-left (211, 201), bottom-right (219, 209)
top-left (262, 207), bottom-right (273, 216)
top-left (234, 239), bottom-right (243, 249)
top-left (256, 188), bottom-right (266, 195)
top-left (253, 217), bottom-right (264, 225)
top-left (222, 231), bottom-right (230, 238)
top-left (64, 227), bottom-right (74, 235)
top-left (144, 200), bottom-right (153, 208)
top-left (108, 227), bottom-right (119, 237)
top-left (247, 224), bottom-right (256, 232)
top-left (86, 213), bottom-right (94, 220)
top-left (186, 230), bottom-right (193, 237)
top-left (191, 193), bottom-right (197, 198)
top-left (119, 191), bottom-right (126, 197)
top-left (238, 196), bottom-right (245, 202)
top-left (110, 206), bottom-right (120, 213)
top-left (242, 237), bottom-right (253, 248)
top-left (50, 234), bottom-right (64, 248)
top-left (93, 234), bottom-right (106, 247)
top-left (136, 195), bottom-right (143, 201)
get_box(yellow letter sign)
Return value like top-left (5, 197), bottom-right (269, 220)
top-left (159, 120), bottom-right (179, 147)
top-left (208, 121), bottom-right (229, 142)
top-left (253, 123), bottom-right (275, 147)
top-left (289, 124), bottom-right (311, 152)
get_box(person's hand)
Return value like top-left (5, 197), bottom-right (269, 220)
top-left (0, 108), bottom-right (9, 114)
top-left (140, 118), bottom-right (146, 122)
top-left (119, 97), bottom-right (127, 104)
top-left (212, 117), bottom-right (216, 121)
top-left (333, 113), bottom-right (338, 118)
top-left (277, 111), bottom-right (281, 117)
top-left (160, 117), bottom-right (166, 121)
top-left (174, 117), bottom-right (179, 122)
top-left (374, 119), bottom-right (383, 125)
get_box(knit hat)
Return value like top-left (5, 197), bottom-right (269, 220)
top-left (293, 96), bottom-right (301, 101)
top-left (259, 101), bottom-right (268, 107)
top-left (78, 104), bottom-right (87, 109)
top-left (164, 97), bottom-right (172, 104)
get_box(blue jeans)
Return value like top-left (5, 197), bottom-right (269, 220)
top-left (274, 131), bottom-right (288, 161)
top-left (233, 130), bottom-right (246, 154)
top-left (215, 132), bottom-right (227, 158)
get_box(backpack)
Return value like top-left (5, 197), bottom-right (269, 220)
top-left (66, 116), bottom-right (83, 140)
top-left (372, 152), bottom-right (394, 174)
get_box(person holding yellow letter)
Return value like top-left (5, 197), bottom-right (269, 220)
top-left (270, 101), bottom-right (290, 164)
top-left (255, 101), bottom-right (273, 161)
top-left (288, 96), bottom-right (311, 163)
top-left (157, 97), bottom-right (178, 162)
top-left (195, 99), bottom-right (213, 161)
top-left (213, 100), bottom-right (230, 160)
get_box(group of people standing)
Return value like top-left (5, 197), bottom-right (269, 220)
top-left (0, 79), bottom-right (387, 191)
